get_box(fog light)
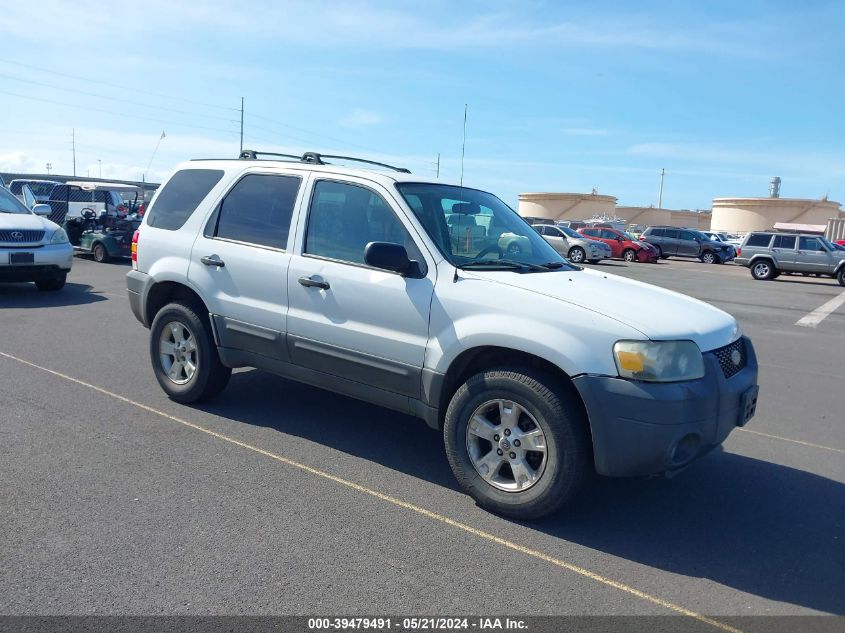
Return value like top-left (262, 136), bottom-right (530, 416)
top-left (670, 433), bottom-right (702, 466)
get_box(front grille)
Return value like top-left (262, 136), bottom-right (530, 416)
top-left (0, 229), bottom-right (45, 243)
top-left (713, 338), bottom-right (746, 379)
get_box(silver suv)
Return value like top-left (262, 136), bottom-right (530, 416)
top-left (126, 150), bottom-right (757, 519)
top-left (735, 232), bottom-right (845, 285)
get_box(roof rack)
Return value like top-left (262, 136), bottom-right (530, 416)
top-left (238, 149), bottom-right (411, 174)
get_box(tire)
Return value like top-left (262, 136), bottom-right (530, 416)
top-left (92, 242), bottom-right (109, 263)
top-left (149, 301), bottom-right (231, 403)
top-left (700, 250), bottom-right (718, 264)
top-left (837, 268), bottom-right (845, 287)
top-left (622, 249), bottom-right (637, 263)
top-left (35, 274), bottom-right (66, 292)
top-left (653, 245), bottom-right (663, 259)
top-left (568, 246), bottom-right (586, 263)
top-left (443, 367), bottom-right (591, 520)
top-left (751, 260), bottom-right (777, 280)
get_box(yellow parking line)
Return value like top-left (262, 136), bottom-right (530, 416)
top-left (738, 428), bottom-right (845, 454)
top-left (0, 350), bottom-right (741, 633)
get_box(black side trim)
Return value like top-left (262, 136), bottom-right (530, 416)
top-left (288, 335), bottom-right (421, 399)
top-left (218, 347), bottom-right (421, 418)
top-left (212, 315), bottom-right (289, 362)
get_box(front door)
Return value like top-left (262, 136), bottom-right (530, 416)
top-left (678, 230), bottom-right (700, 257)
top-left (543, 226), bottom-right (569, 256)
top-left (794, 236), bottom-right (833, 273)
top-left (188, 172), bottom-right (302, 360)
top-left (287, 177), bottom-right (435, 399)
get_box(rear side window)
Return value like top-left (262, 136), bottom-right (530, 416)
top-left (773, 235), bottom-right (796, 249)
top-left (146, 169), bottom-right (224, 231)
top-left (650, 228), bottom-right (665, 237)
top-left (745, 233), bottom-right (773, 247)
top-left (212, 174), bottom-right (300, 249)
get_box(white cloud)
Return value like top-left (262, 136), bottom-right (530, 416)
top-left (339, 109), bottom-right (383, 128)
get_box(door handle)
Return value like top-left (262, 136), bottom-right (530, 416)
top-left (200, 255), bottom-right (225, 267)
top-left (298, 276), bottom-right (330, 290)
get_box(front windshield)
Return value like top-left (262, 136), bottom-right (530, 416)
top-left (819, 236), bottom-right (837, 250)
top-left (559, 225), bottom-right (581, 238)
top-left (622, 232), bottom-right (638, 241)
top-left (0, 187), bottom-right (31, 214)
top-left (395, 183), bottom-right (572, 269)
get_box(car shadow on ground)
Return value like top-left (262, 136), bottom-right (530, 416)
top-left (0, 282), bottom-right (109, 308)
top-left (202, 370), bottom-right (844, 615)
top-left (774, 277), bottom-right (842, 288)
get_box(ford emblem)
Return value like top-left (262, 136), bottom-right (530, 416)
top-left (730, 349), bottom-right (742, 366)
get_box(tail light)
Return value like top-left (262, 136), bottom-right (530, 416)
top-left (736, 247), bottom-right (741, 257)
top-left (131, 229), bottom-right (139, 270)
top-left (117, 204), bottom-right (127, 215)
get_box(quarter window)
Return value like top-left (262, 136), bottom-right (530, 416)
top-left (773, 235), bottom-right (796, 249)
top-left (146, 169), bottom-right (224, 231)
top-left (305, 180), bottom-right (420, 266)
top-left (212, 174), bottom-right (300, 249)
top-left (745, 233), bottom-right (773, 247)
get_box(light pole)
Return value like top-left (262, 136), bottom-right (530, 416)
top-left (46, 162), bottom-right (52, 175)
top-left (658, 168), bottom-right (665, 208)
top-left (98, 159), bottom-right (102, 178)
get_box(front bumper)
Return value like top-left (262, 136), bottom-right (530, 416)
top-left (638, 248), bottom-right (660, 262)
top-left (572, 336), bottom-right (758, 477)
top-left (0, 243), bottom-right (73, 281)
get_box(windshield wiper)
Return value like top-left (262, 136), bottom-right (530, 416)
top-left (458, 259), bottom-right (550, 272)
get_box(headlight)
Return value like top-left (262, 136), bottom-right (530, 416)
top-left (50, 228), bottom-right (69, 244)
top-left (613, 340), bottom-right (705, 382)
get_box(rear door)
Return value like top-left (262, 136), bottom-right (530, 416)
top-left (188, 171), bottom-right (303, 361)
top-left (662, 228), bottom-right (680, 255)
top-left (771, 234), bottom-right (797, 269)
top-left (286, 176), bottom-right (435, 399)
top-left (795, 236), bottom-right (833, 273)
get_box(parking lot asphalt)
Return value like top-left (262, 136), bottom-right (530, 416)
top-left (1, 256), bottom-right (843, 625)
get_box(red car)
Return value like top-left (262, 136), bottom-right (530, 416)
top-left (578, 227), bottom-right (660, 263)
top-left (836, 239), bottom-right (845, 246)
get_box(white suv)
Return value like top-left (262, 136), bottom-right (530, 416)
top-left (127, 151), bottom-right (759, 519)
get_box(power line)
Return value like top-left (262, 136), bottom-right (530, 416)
top-left (0, 58), bottom-right (239, 113)
top-left (0, 89), bottom-right (241, 137)
top-left (0, 73), bottom-right (239, 124)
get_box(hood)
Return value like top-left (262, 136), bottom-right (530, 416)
top-left (0, 212), bottom-right (58, 232)
top-left (464, 268), bottom-right (739, 352)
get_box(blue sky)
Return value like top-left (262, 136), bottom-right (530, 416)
top-left (1, 0), bottom-right (844, 209)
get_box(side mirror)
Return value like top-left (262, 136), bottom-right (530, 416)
top-left (32, 204), bottom-right (52, 217)
top-left (365, 241), bottom-right (416, 276)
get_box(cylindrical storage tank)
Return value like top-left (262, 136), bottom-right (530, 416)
top-left (710, 198), bottom-right (843, 234)
top-left (518, 192), bottom-right (617, 222)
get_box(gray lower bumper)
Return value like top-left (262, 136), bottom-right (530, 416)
top-left (126, 269), bottom-right (153, 327)
top-left (572, 337), bottom-right (758, 477)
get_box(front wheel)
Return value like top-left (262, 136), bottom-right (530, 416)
top-left (838, 268), bottom-right (845, 287)
top-left (92, 242), bottom-right (109, 263)
top-left (149, 302), bottom-right (231, 403)
top-left (567, 246), bottom-right (586, 263)
top-left (443, 368), bottom-right (591, 519)
top-left (622, 249), bottom-right (637, 263)
top-left (700, 250), bottom-right (718, 264)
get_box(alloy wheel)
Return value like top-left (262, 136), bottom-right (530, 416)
top-left (158, 321), bottom-right (198, 385)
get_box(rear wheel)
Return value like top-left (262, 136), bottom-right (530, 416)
top-left (567, 246), bottom-right (586, 263)
top-left (92, 242), bottom-right (109, 263)
top-left (35, 274), bottom-right (66, 291)
top-left (622, 249), bottom-right (637, 263)
top-left (751, 260), bottom-right (777, 280)
top-left (443, 368), bottom-right (591, 519)
top-left (149, 301), bottom-right (231, 403)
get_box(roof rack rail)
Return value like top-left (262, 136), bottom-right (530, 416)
top-left (238, 149), bottom-right (411, 174)
top-left (239, 150), bottom-right (302, 161)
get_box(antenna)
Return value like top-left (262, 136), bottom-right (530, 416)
top-left (460, 104), bottom-right (467, 188)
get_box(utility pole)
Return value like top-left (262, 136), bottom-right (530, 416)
top-left (239, 97), bottom-right (244, 155)
top-left (436, 153), bottom-right (440, 178)
top-left (460, 104), bottom-right (467, 188)
top-left (658, 167), bottom-right (665, 208)
top-left (46, 162), bottom-right (52, 175)
top-left (72, 128), bottom-right (77, 176)
top-left (98, 159), bottom-right (102, 178)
